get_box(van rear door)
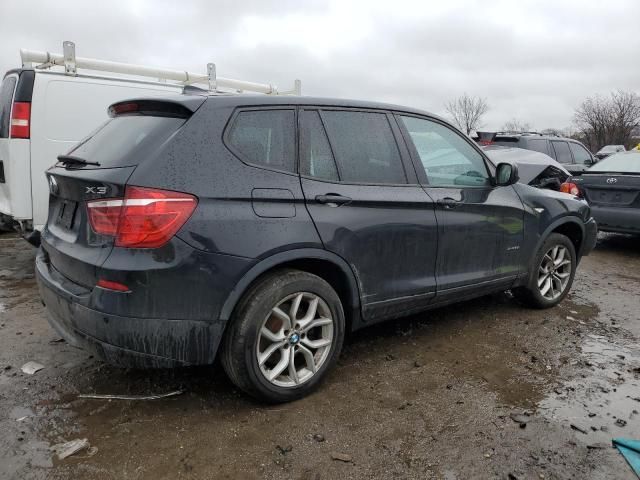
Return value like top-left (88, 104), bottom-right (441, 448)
top-left (0, 74), bottom-right (19, 221)
top-left (0, 70), bottom-right (35, 225)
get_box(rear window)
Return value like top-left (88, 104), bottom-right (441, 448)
top-left (66, 116), bottom-right (185, 168)
top-left (0, 76), bottom-right (17, 139)
top-left (587, 152), bottom-right (640, 173)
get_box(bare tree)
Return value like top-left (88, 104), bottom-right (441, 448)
top-left (445, 94), bottom-right (489, 135)
top-left (540, 127), bottom-right (566, 137)
top-left (501, 118), bottom-right (532, 133)
top-left (574, 90), bottom-right (640, 150)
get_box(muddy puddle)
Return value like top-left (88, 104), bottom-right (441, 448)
top-left (540, 332), bottom-right (640, 445)
top-left (2, 232), bottom-right (640, 479)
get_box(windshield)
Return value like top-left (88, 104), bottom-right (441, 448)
top-left (587, 152), bottom-right (640, 173)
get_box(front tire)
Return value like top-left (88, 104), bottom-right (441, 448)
top-left (513, 233), bottom-right (577, 309)
top-left (220, 269), bottom-right (345, 403)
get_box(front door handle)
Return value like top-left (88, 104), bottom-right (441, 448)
top-left (315, 193), bottom-right (352, 207)
top-left (436, 197), bottom-right (461, 209)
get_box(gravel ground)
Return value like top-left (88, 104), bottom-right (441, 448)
top-left (0, 232), bottom-right (639, 480)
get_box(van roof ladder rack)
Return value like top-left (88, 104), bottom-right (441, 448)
top-left (20, 41), bottom-right (301, 95)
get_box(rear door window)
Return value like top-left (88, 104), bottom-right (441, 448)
top-left (527, 139), bottom-right (549, 155)
top-left (320, 110), bottom-right (406, 184)
top-left (400, 115), bottom-right (491, 187)
top-left (551, 141), bottom-right (573, 164)
top-left (227, 109), bottom-right (296, 173)
top-left (67, 115), bottom-right (186, 168)
top-left (300, 110), bottom-right (339, 181)
top-left (0, 76), bottom-right (17, 139)
top-left (569, 142), bottom-right (592, 164)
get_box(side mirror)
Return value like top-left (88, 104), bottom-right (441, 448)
top-left (584, 158), bottom-right (594, 166)
top-left (495, 162), bottom-right (519, 186)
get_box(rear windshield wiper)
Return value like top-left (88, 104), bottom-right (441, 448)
top-left (57, 155), bottom-right (101, 167)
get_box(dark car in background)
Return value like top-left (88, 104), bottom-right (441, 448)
top-left (477, 132), bottom-right (597, 175)
top-left (595, 145), bottom-right (626, 160)
top-left (482, 145), bottom-right (569, 190)
top-left (565, 150), bottom-right (640, 234)
top-left (36, 94), bottom-right (597, 402)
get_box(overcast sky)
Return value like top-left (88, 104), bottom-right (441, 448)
top-left (1, 0), bottom-right (638, 131)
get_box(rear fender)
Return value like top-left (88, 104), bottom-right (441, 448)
top-left (219, 248), bottom-right (362, 328)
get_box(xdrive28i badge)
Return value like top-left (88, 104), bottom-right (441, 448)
top-left (48, 175), bottom-right (59, 195)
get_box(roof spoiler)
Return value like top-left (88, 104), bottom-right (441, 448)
top-left (108, 97), bottom-right (205, 118)
top-left (476, 132), bottom-right (496, 145)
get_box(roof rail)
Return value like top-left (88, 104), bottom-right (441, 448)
top-left (20, 41), bottom-right (302, 95)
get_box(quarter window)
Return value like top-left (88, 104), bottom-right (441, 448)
top-left (400, 116), bottom-right (490, 187)
top-left (320, 110), bottom-right (406, 184)
top-left (551, 141), bottom-right (573, 164)
top-left (228, 110), bottom-right (296, 172)
top-left (0, 76), bottom-right (17, 139)
top-left (300, 110), bottom-right (339, 181)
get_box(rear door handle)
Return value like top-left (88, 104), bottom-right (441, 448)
top-left (436, 197), bottom-right (461, 209)
top-left (315, 194), bottom-right (352, 207)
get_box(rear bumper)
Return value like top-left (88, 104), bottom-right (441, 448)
top-left (35, 250), bottom-right (225, 368)
top-left (591, 205), bottom-right (640, 234)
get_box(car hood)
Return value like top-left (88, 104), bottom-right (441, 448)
top-left (482, 146), bottom-right (570, 184)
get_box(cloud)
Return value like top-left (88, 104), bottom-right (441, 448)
top-left (1, 0), bottom-right (638, 130)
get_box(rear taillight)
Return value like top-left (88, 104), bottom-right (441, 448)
top-left (87, 186), bottom-right (197, 248)
top-left (560, 182), bottom-right (581, 197)
top-left (10, 102), bottom-right (31, 139)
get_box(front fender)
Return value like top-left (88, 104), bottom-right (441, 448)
top-left (512, 183), bottom-right (593, 279)
top-left (533, 216), bottom-right (586, 258)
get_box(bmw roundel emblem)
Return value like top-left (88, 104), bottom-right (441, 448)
top-left (48, 176), bottom-right (59, 195)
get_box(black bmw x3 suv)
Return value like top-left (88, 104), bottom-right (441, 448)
top-left (36, 94), bottom-right (597, 402)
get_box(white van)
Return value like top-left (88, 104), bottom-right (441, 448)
top-left (0, 41), bottom-right (300, 243)
top-left (0, 58), bottom-right (182, 239)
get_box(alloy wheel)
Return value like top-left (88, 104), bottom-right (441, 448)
top-left (537, 245), bottom-right (572, 300)
top-left (256, 292), bottom-right (334, 388)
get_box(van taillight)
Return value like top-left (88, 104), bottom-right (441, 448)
top-left (87, 186), bottom-right (197, 248)
top-left (10, 102), bottom-right (31, 139)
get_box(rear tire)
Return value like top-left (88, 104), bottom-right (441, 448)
top-left (220, 269), bottom-right (345, 403)
top-left (513, 233), bottom-right (577, 309)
